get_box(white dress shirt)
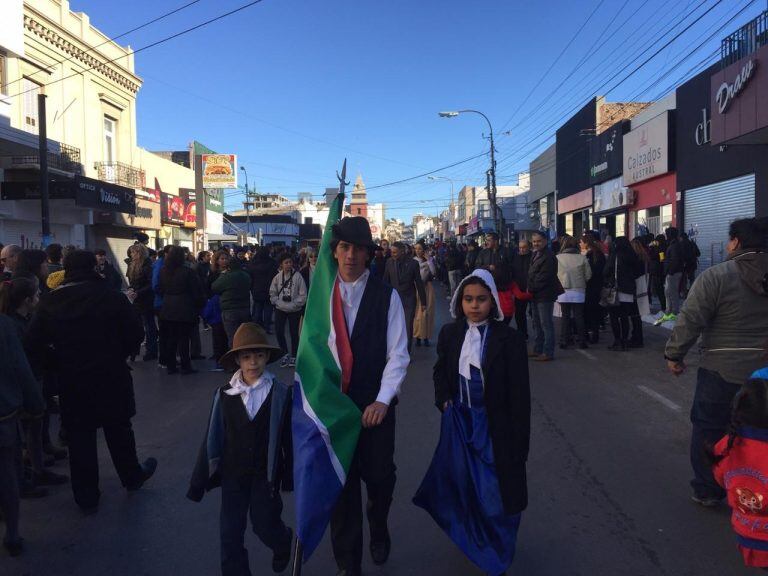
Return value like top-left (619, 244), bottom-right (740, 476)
top-left (337, 270), bottom-right (410, 406)
top-left (225, 369), bottom-right (274, 420)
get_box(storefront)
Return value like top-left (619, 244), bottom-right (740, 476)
top-left (557, 188), bottom-right (592, 238)
top-left (590, 120), bottom-right (630, 238)
top-left (528, 143), bottom-right (557, 236)
top-left (622, 109), bottom-right (676, 238)
top-left (676, 60), bottom-right (767, 269)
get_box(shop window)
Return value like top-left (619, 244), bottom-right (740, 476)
top-left (661, 204), bottom-right (673, 230)
top-left (103, 116), bottom-right (117, 163)
top-left (565, 213), bottom-right (574, 237)
top-left (21, 78), bottom-right (41, 134)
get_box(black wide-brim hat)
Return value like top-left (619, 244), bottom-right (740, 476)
top-left (331, 216), bottom-right (378, 250)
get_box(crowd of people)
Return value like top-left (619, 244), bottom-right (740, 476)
top-left (0, 214), bottom-right (766, 575)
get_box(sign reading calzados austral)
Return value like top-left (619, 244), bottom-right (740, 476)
top-left (201, 154), bottom-right (237, 189)
top-left (622, 111), bottom-right (671, 186)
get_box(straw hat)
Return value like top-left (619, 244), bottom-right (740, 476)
top-left (219, 323), bottom-right (283, 370)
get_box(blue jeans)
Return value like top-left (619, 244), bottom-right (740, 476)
top-left (690, 368), bottom-right (741, 499)
top-left (531, 301), bottom-right (555, 358)
top-left (251, 298), bottom-right (273, 331)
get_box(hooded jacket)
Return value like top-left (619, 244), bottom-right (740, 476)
top-left (665, 250), bottom-right (768, 384)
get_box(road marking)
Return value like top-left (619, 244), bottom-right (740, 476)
top-left (576, 349), bottom-right (598, 361)
top-left (637, 385), bottom-right (681, 412)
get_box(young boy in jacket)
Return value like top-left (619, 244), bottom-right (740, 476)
top-left (187, 323), bottom-right (293, 576)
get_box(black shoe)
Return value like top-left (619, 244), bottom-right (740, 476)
top-left (80, 504), bottom-right (99, 516)
top-left (127, 457), bottom-right (158, 491)
top-left (3, 538), bottom-right (23, 557)
top-left (423, 339), bottom-right (431, 347)
top-left (627, 341), bottom-right (644, 348)
top-left (415, 338), bottom-right (422, 347)
top-left (272, 528), bottom-right (292, 573)
top-left (190, 355), bottom-right (205, 360)
top-left (370, 535), bottom-right (391, 565)
top-left (43, 444), bottom-right (67, 460)
top-left (607, 342), bottom-right (627, 352)
top-left (34, 469), bottom-right (69, 486)
top-left (179, 367), bottom-right (198, 375)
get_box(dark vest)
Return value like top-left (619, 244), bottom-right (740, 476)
top-left (220, 387), bottom-right (272, 482)
top-left (347, 275), bottom-right (393, 410)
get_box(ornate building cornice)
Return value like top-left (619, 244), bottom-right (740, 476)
top-left (24, 14), bottom-right (141, 94)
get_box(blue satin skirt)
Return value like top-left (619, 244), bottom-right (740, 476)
top-left (414, 397), bottom-right (521, 576)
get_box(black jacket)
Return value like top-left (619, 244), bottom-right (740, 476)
top-left (586, 250), bottom-right (606, 302)
top-left (604, 250), bottom-right (643, 295)
top-left (382, 256), bottom-right (427, 308)
top-left (158, 267), bottom-right (205, 323)
top-left (665, 239), bottom-right (685, 276)
top-left (527, 248), bottom-right (559, 303)
top-left (25, 273), bottom-right (143, 426)
top-left (433, 320), bottom-right (530, 515)
top-left (476, 247), bottom-right (512, 289)
top-left (512, 252), bottom-right (532, 291)
top-left (248, 257), bottom-right (279, 301)
top-left (97, 262), bottom-right (123, 291)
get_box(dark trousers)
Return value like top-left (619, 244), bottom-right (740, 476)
top-left (0, 418), bottom-right (22, 544)
top-left (141, 309), bottom-right (158, 357)
top-left (274, 310), bottom-right (301, 357)
top-left (165, 321), bottom-right (194, 370)
top-left (584, 298), bottom-right (602, 341)
top-left (157, 314), bottom-right (171, 366)
top-left (251, 298), bottom-right (273, 331)
top-left (67, 419), bottom-right (143, 509)
top-left (220, 476), bottom-right (291, 576)
top-left (559, 302), bottom-right (586, 345)
top-left (402, 300), bottom-right (416, 352)
top-left (514, 300), bottom-right (529, 340)
top-left (690, 368), bottom-right (741, 500)
top-left (608, 302), bottom-right (633, 345)
top-left (331, 409), bottom-right (396, 571)
top-left (191, 319), bottom-right (202, 357)
top-left (211, 322), bottom-right (229, 362)
top-left (628, 301), bottom-right (643, 345)
top-left (650, 273), bottom-right (666, 311)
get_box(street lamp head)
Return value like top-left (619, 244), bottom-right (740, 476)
top-left (438, 111), bottom-right (460, 118)
top-left (240, 166), bottom-right (246, 171)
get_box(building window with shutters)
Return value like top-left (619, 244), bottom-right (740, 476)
top-left (22, 78), bottom-right (41, 134)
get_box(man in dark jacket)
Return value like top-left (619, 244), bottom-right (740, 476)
top-left (475, 232), bottom-right (512, 290)
top-left (212, 258), bottom-right (253, 347)
top-left (512, 240), bottom-right (533, 340)
top-left (527, 231), bottom-right (558, 361)
top-left (94, 249), bottom-right (123, 290)
top-left (444, 243), bottom-right (464, 298)
top-left (383, 241), bottom-right (427, 352)
top-left (25, 251), bottom-right (157, 513)
top-left (679, 232), bottom-right (700, 295)
top-left (659, 227), bottom-right (685, 323)
top-left (248, 247), bottom-right (278, 334)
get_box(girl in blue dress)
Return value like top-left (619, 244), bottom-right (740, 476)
top-left (414, 269), bottom-right (531, 576)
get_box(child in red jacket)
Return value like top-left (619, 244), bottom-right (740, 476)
top-left (712, 377), bottom-right (768, 569)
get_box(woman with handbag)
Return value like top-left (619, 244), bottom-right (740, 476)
top-left (413, 242), bottom-right (437, 347)
top-left (602, 237), bottom-right (642, 352)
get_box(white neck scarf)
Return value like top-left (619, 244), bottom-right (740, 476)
top-left (225, 370), bottom-right (273, 420)
top-left (459, 320), bottom-right (488, 380)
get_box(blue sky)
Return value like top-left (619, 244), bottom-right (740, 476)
top-left (70, 0), bottom-right (764, 220)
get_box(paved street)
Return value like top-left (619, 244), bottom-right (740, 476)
top-left (8, 283), bottom-right (752, 576)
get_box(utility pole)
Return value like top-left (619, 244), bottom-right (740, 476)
top-left (38, 94), bottom-right (51, 248)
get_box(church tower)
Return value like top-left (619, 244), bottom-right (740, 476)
top-left (350, 174), bottom-right (368, 218)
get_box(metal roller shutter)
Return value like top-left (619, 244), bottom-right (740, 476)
top-left (684, 174), bottom-right (755, 271)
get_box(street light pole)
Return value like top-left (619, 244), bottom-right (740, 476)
top-left (439, 109), bottom-right (500, 238)
top-left (240, 166), bottom-right (249, 241)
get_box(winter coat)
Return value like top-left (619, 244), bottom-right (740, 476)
top-left (98, 262), bottom-right (123, 290)
top-left (512, 252), bottom-right (532, 291)
top-left (248, 257), bottom-right (279, 302)
top-left (527, 248), bottom-right (559, 303)
top-left (126, 258), bottom-right (155, 314)
top-left (24, 273), bottom-right (143, 426)
top-left (497, 282), bottom-right (532, 318)
top-left (648, 241), bottom-right (666, 277)
top-left (665, 250), bottom-right (768, 385)
top-left (445, 246), bottom-right (465, 272)
top-left (187, 377), bottom-right (293, 502)
top-left (585, 250), bottom-right (606, 302)
top-left (211, 267), bottom-right (252, 311)
top-left (713, 427), bottom-right (768, 568)
top-left (0, 314), bottom-right (44, 419)
top-left (604, 250), bottom-right (642, 296)
top-left (476, 247), bottom-right (512, 289)
top-left (158, 266), bottom-right (205, 323)
top-left (269, 270), bottom-right (307, 314)
top-left (556, 249), bottom-right (592, 291)
top-left (433, 319), bottom-right (530, 515)
top-left (665, 239), bottom-right (685, 275)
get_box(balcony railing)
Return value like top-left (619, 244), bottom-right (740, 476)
top-left (721, 11), bottom-right (768, 67)
top-left (95, 161), bottom-right (146, 189)
top-left (6, 142), bottom-right (83, 174)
